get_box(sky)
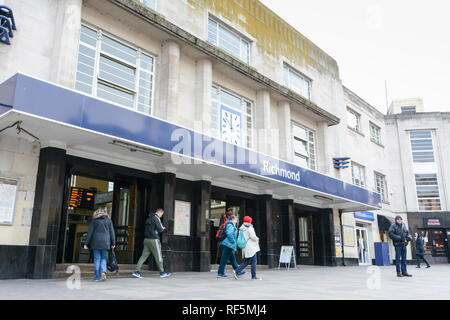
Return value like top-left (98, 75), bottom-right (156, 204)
top-left (259, 0), bottom-right (450, 113)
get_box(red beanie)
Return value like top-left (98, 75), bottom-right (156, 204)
top-left (243, 216), bottom-right (252, 224)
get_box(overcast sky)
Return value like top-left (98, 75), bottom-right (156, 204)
top-left (260, 0), bottom-right (450, 113)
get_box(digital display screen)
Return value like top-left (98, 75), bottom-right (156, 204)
top-left (69, 187), bottom-right (95, 210)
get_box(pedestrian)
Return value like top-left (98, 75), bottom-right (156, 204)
top-left (217, 215), bottom-right (245, 278)
top-left (215, 213), bottom-right (228, 264)
top-left (132, 208), bottom-right (172, 278)
top-left (388, 215), bottom-right (412, 277)
top-left (83, 207), bottom-right (116, 282)
top-left (415, 231), bottom-right (431, 268)
top-left (234, 216), bottom-right (262, 280)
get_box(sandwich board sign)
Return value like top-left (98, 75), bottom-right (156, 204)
top-left (278, 245), bottom-right (296, 270)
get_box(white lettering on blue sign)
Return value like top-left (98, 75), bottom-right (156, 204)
top-left (262, 160), bottom-right (301, 182)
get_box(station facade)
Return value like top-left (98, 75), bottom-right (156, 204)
top-left (0, 0), bottom-right (406, 279)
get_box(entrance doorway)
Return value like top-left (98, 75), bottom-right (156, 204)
top-left (60, 174), bottom-right (136, 264)
top-left (296, 215), bottom-right (314, 265)
top-left (356, 226), bottom-right (371, 265)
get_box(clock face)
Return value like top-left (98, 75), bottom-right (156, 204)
top-left (221, 105), bottom-right (242, 146)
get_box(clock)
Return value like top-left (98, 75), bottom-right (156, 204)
top-left (220, 105), bottom-right (242, 146)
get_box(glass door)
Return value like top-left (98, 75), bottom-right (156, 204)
top-left (356, 227), bottom-right (371, 265)
top-left (297, 216), bottom-right (314, 265)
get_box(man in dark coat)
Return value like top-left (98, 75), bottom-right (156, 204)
top-left (389, 215), bottom-right (412, 277)
top-left (132, 208), bottom-right (172, 278)
top-left (84, 207), bottom-right (116, 281)
top-left (415, 231), bottom-right (431, 268)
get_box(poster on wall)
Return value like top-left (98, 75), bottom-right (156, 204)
top-left (343, 225), bottom-right (356, 247)
top-left (0, 178), bottom-right (18, 225)
top-left (174, 200), bottom-right (191, 236)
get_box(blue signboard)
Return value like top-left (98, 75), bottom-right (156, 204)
top-left (354, 211), bottom-right (375, 221)
top-left (0, 74), bottom-right (382, 209)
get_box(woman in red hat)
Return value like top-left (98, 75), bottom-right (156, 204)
top-left (234, 216), bottom-right (262, 280)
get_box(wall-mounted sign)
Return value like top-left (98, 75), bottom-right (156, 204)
top-left (354, 211), bottom-right (375, 221)
top-left (423, 217), bottom-right (444, 228)
top-left (69, 187), bottom-right (95, 210)
top-left (343, 225), bottom-right (355, 247)
top-left (0, 177), bottom-right (18, 225)
top-left (174, 200), bottom-right (191, 236)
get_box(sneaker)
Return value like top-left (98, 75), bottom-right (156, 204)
top-left (160, 271), bottom-right (172, 278)
top-left (217, 274), bottom-right (228, 278)
top-left (236, 271), bottom-right (246, 277)
top-left (132, 271), bottom-right (143, 278)
top-left (101, 273), bottom-right (107, 281)
top-left (252, 277), bottom-right (263, 280)
top-left (426, 265), bottom-right (431, 268)
top-left (397, 274), bottom-right (403, 277)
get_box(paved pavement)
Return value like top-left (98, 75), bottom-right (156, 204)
top-left (1, 264), bottom-right (449, 300)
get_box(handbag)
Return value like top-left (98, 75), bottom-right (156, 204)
top-left (107, 248), bottom-right (119, 272)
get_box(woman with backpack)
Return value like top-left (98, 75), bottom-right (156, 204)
top-left (217, 215), bottom-right (245, 278)
top-left (234, 216), bottom-right (262, 280)
top-left (84, 207), bottom-right (116, 282)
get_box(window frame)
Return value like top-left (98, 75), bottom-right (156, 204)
top-left (211, 85), bottom-right (254, 149)
top-left (283, 65), bottom-right (312, 100)
top-left (369, 122), bottom-right (382, 145)
top-left (351, 162), bottom-right (366, 188)
top-left (138, 0), bottom-right (157, 11)
top-left (414, 173), bottom-right (442, 211)
top-left (207, 17), bottom-right (251, 65)
top-left (291, 122), bottom-right (316, 170)
top-left (75, 24), bottom-right (156, 116)
top-left (409, 130), bottom-right (435, 163)
top-left (347, 107), bottom-right (361, 132)
top-left (374, 171), bottom-right (388, 202)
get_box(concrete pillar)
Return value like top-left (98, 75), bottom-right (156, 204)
top-left (194, 180), bottom-right (211, 272)
top-left (316, 122), bottom-right (330, 175)
top-left (195, 59), bottom-right (212, 136)
top-left (255, 90), bottom-right (271, 155)
top-left (158, 40), bottom-right (180, 123)
top-left (50, 0), bottom-right (82, 88)
top-left (28, 147), bottom-right (67, 279)
top-left (277, 100), bottom-right (292, 162)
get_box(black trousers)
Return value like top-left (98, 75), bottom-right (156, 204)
top-left (416, 253), bottom-right (430, 267)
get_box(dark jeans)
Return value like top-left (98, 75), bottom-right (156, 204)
top-left (217, 245), bottom-right (238, 275)
top-left (395, 245), bottom-right (407, 275)
top-left (236, 254), bottom-right (257, 278)
top-left (416, 253), bottom-right (430, 267)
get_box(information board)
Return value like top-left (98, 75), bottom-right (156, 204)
top-left (278, 245), bottom-right (296, 269)
top-left (0, 178), bottom-right (18, 225)
top-left (69, 187), bottom-right (95, 210)
top-left (174, 200), bottom-right (191, 236)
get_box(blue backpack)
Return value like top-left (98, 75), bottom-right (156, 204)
top-left (237, 230), bottom-right (247, 249)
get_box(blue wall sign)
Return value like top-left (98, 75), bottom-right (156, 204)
top-left (354, 211), bottom-right (375, 221)
top-left (0, 74), bottom-right (382, 209)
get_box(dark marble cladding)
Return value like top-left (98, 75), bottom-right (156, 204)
top-left (0, 245), bottom-right (29, 279)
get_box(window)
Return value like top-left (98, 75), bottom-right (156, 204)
top-left (409, 130), bottom-right (435, 163)
top-left (75, 25), bottom-right (155, 115)
top-left (369, 122), bottom-right (381, 144)
top-left (211, 86), bottom-right (253, 148)
top-left (347, 108), bottom-right (361, 132)
top-left (374, 172), bottom-right (387, 202)
top-left (292, 123), bottom-right (316, 170)
top-left (351, 162), bottom-right (365, 188)
top-left (401, 106), bottom-right (416, 114)
top-left (208, 18), bottom-right (250, 64)
top-left (415, 174), bottom-right (441, 211)
top-left (139, 0), bottom-right (156, 10)
top-left (283, 65), bottom-right (311, 100)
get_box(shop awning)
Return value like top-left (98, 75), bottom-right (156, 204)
top-left (378, 214), bottom-right (395, 231)
top-left (0, 73), bottom-right (382, 212)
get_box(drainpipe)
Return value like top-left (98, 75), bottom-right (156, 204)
top-left (339, 209), bottom-right (345, 266)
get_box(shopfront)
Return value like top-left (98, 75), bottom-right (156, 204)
top-left (354, 211), bottom-right (374, 265)
top-left (407, 214), bottom-right (450, 264)
top-left (0, 74), bottom-right (382, 278)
